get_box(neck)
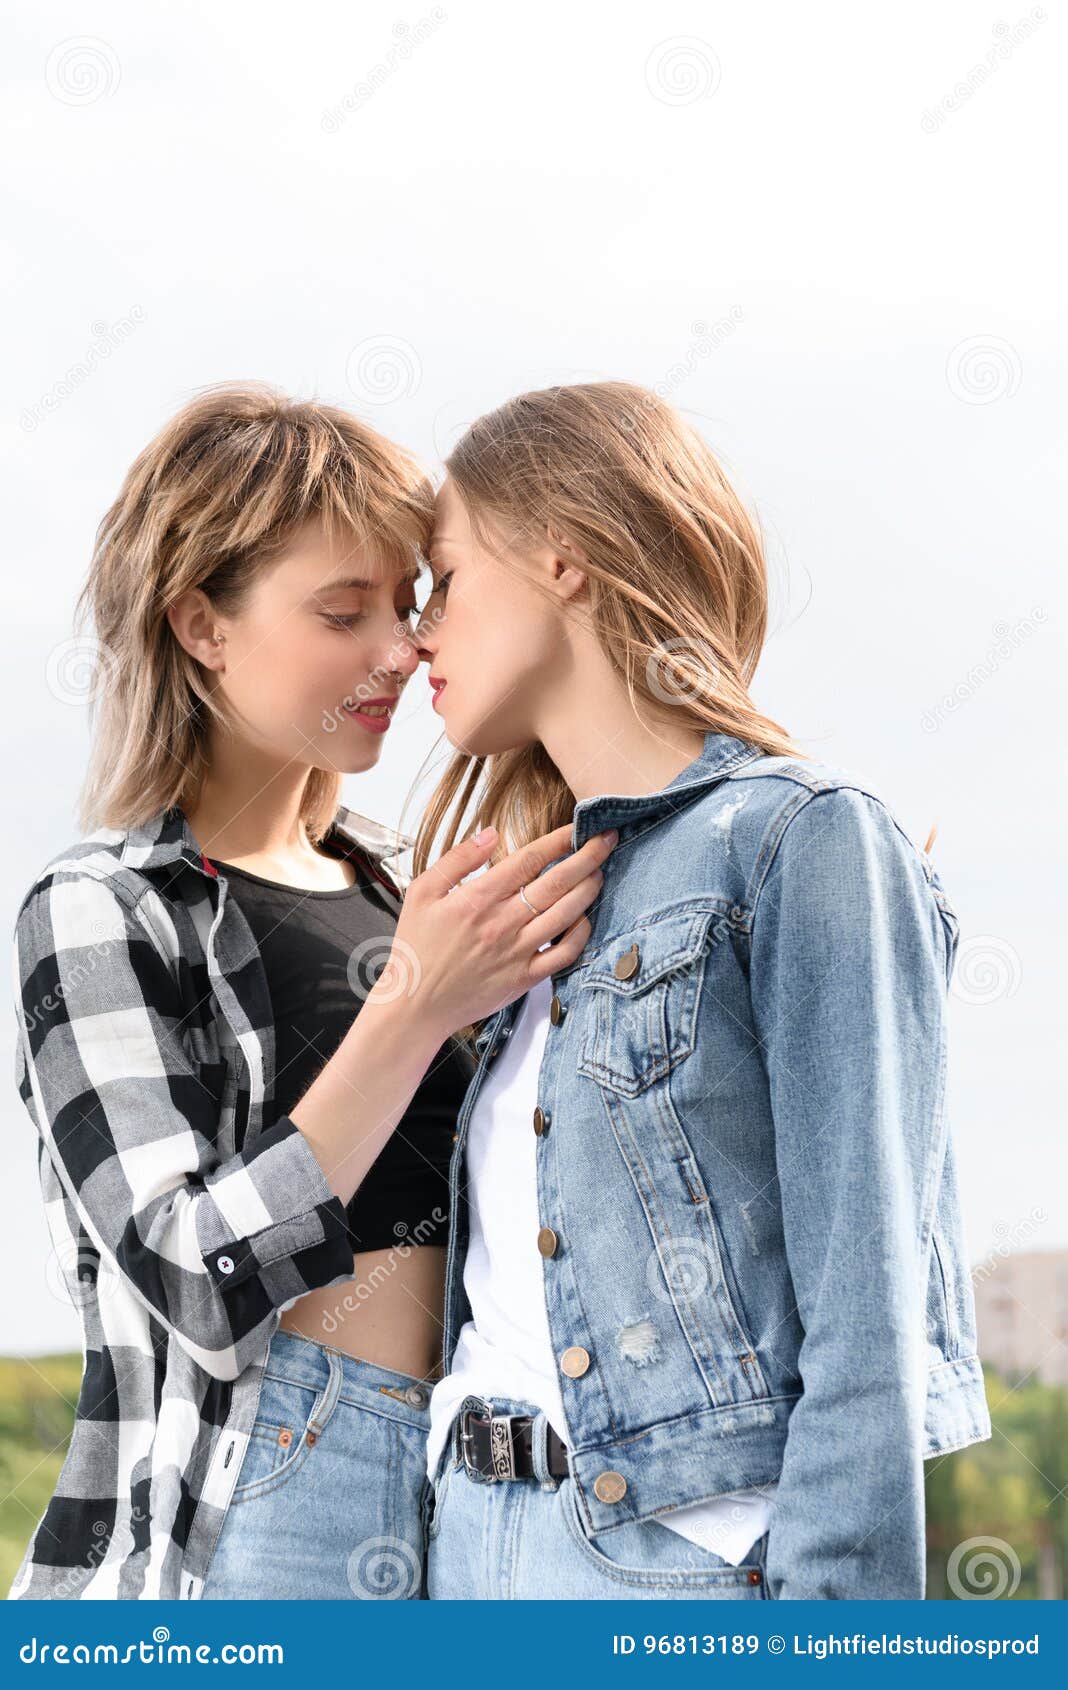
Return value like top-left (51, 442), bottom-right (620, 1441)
top-left (182, 737), bottom-right (325, 864)
top-left (530, 635), bottom-right (707, 804)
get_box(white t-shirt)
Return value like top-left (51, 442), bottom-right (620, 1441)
top-left (426, 973), bottom-right (777, 1565)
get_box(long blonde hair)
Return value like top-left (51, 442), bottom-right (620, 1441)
top-left (411, 380), bottom-right (806, 876)
top-left (76, 381), bottom-right (433, 842)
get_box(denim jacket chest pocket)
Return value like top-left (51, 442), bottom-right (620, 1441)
top-left (573, 905), bottom-right (721, 1097)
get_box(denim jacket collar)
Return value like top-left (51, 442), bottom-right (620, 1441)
top-left (569, 729), bottom-right (764, 850)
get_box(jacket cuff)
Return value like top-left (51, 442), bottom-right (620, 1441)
top-left (197, 1115), bottom-right (353, 1290)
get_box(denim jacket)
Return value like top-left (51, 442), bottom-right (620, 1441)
top-left (441, 730), bottom-right (991, 1600)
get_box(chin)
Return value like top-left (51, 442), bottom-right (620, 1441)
top-left (445, 714), bottom-right (530, 761)
top-left (321, 739), bottom-right (381, 774)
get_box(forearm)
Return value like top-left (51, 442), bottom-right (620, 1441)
top-left (288, 984), bottom-right (452, 1206)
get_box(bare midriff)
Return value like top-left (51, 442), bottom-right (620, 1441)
top-left (278, 1243), bottom-right (447, 1382)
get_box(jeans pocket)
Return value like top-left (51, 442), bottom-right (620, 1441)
top-left (230, 1366), bottom-right (339, 1503)
top-left (560, 1479), bottom-right (764, 1594)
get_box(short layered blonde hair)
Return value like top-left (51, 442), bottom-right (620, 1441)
top-left (76, 381), bottom-right (433, 841)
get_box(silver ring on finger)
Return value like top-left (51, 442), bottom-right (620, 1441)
top-left (518, 882), bottom-right (540, 917)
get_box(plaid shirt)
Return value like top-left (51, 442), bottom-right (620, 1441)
top-left (10, 801), bottom-right (417, 1599)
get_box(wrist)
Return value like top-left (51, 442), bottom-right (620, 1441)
top-left (362, 978), bottom-right (452, 1057)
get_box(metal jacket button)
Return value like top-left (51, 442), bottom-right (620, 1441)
top-left (593, 1470), bottom-right (627, 1502)
top-left (549, 995), bottom-right (565, 1025)
top-left (613, 944), bottom-right (639, 980)
top-left (560, 1345), bottom-right (590, 1377)
top-left (533, 1106), bottom-right (549, 1136)
top-left (537, 1226), bottom-right (559, 1257)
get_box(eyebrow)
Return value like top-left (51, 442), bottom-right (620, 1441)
top-left (314, 575), bottom-right (375, 594)
top-left (309, 572), bottom-right (420, 599)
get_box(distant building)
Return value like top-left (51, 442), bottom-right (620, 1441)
top-left (973, 1247), bottom-right (1068, 1387)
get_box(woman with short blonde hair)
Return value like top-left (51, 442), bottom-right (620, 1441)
top-left (11, 382), bottom-right (612, 1599)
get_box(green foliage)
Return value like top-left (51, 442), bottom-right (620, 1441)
top-left (0, 1353), bottom-right (81, 1595)
top-left (926, 1364), bottom-right (1067, 1599)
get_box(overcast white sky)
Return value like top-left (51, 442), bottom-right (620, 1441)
top-left (3, 1), bottom-right (1064, 1354)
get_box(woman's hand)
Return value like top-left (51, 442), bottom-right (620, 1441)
top-left (381, 823), bottom-right (618, 1041)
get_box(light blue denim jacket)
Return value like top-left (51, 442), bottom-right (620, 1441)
top-left (441, 730), bottom-right (991, 1600)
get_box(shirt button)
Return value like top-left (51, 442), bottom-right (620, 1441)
top-left (533, 1106), bottom-right (550, 1136)
top-left (537, 1226), bottom-right (559, 1258)
top-left (613, 944), bottom-right (640, 980)
top-left (216, 1254), bottom-right (235, 1275)
top-left (549, 995), bottom-right (565, 1025)
top-left (560, 1345), bottom-right (590, 1377)
top-left (593, 1470), bottom-right (626, 1502)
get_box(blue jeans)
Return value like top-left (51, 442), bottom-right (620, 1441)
top-left (201, 1330), bottom-right (435, 1599)
top-left (426, 1395), bottom-right (770, 1600)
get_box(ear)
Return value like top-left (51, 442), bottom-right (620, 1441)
top-left (546, 522), bottom-right (587, 564)
top-left (545, 523), bottom-right (589, 604)
top-left (166, 589), bottom-right (226, 668)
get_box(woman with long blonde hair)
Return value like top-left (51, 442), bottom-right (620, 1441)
top-left (415, 381), bottom-right (991, 1601)
top-left (10, 384), bottom-right (614, 1599)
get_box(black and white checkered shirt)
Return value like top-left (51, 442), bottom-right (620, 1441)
top-left (10, 802), bottom-right (414, 1599)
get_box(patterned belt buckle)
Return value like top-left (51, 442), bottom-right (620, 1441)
top-left (460, 1399), bottom-right (516, 1482)
top-left (487, 1411), bottom-right (517, 1481)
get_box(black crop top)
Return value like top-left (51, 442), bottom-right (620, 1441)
top-left (207, 827), bottom-right (475, 1254)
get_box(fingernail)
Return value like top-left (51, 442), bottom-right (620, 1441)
top-left (475, 826), bottom-right (497, 845)
top-left (601, 829), bottom-right (618, 846)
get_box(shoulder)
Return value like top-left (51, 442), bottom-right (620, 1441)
top-left (720, 752), bottom-right (933, 883)
top-left (677, 753), bottom-right (942, 930)
top-left (12, 829), bottom-right (165, 952)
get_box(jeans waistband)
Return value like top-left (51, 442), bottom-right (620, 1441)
top-left (265, 1328), bottom-right (436, 1427)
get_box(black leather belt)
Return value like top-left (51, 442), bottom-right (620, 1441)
top-left (457, 1406), bottom-right (570, 1481)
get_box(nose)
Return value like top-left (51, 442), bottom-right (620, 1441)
top-left (413, 602), bottom-right (439, 664)
top-left (371, 613), bottom-right (423, 685)
top-left (390, 625), bottom-right (423, 681)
